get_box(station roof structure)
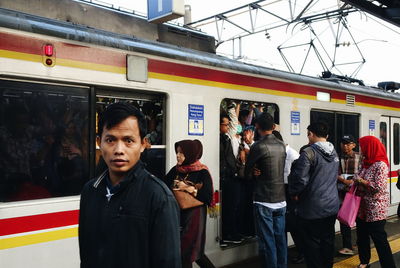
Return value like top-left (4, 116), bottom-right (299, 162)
top-left (342, 0), bottom-right (400, 27)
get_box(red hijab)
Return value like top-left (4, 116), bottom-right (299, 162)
top-left (174, 139), bottom-right (207, 173)
top-left (359, 136), bottom-right (389, 169)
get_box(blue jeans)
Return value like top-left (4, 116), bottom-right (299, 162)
top-left (254, 203), bottom-right (287, 268)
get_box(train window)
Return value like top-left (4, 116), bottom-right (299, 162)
top-left (0, 80), bottom-right (90, 202)
top-left (394, 123), bottom-right (400, 165)
top-left (380, 122), bottom-right (388, 152)
top-left (310, 110), bottom-right (360, 152)
top-left (95, 92), bottom-right (166, 178)
top-left (219, 98), bottom-right (279, 246)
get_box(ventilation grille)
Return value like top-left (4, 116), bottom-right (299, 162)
top-left (346, 95), bottom-right (355, 106)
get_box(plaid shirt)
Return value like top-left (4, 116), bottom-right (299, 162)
top-left (339, 151), bottom-right (361, 175)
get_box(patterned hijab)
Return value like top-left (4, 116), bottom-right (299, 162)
top-left (359, 136), bottom-right (389, 169)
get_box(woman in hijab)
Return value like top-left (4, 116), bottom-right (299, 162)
top-left (164, 140), bottom-right (214, 268)
top-left (355, 136), bottom-right (395, 268)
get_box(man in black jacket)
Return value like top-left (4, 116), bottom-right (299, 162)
top-left (219, 112), bottom-right (242, 244)
top-left (288, 122), bottom-right (340, 268)
top-left (245, 112), bottom-right (287, 268)
top-left (79, 102), bottom-right (181, 268)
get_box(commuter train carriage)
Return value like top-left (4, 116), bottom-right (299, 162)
top-left (0, 7), bottom-right (399, 268)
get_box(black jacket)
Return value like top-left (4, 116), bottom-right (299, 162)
top-left (288, 142), bottom-right (340, 219)
top-left (79, 161), bottom-right (181, 268)
top-left (245, 134), bottom-right (286, 203)
top-left (220, 133), bottom-right (236, 179)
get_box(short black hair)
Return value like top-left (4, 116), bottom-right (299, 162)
top-left (256, 112), bottom-right (274, 131)
top-left (272, 130), bottom-right (283, 142)
top-left (98, 102), bottom-right (147, 139)
top-left (307, 122), bottom-right (329, 138)
top-left (220, 112), bottom-right (230, 124)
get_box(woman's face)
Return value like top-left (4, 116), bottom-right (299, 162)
top-left (176, 146), bottom-right (185, 165)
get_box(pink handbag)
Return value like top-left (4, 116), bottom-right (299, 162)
top-left (337, 184), bottom-right (361, 228)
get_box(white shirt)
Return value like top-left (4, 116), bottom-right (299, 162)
top-left (284, 145), bottom-right (300, 184)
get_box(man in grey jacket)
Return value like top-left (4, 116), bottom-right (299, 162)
top-left (288, 122), bottom-right (340, 268)
top-left (245, 112), bottom-right (286, 268)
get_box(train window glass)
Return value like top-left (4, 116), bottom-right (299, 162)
top-left (0, 80), bottom-right (90, 202)
top-left (380, 122), bottom-right (388, 152)
top-left (219, 98), bottom-right (279, 246)
top-left (310, 110), bottom-right (360, 152)
top-left (95, 93), bottom-right (166, 178)
top-left (394, 123), bottom-right (400, 165)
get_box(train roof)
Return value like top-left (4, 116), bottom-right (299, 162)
top-left (0, 7), bottom-right (399, 102)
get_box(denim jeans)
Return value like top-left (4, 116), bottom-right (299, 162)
top-left (254, 203), bottom-right (287, 268)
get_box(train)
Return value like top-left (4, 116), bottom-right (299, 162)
top-left (0, 6), bottom-right (399, 268)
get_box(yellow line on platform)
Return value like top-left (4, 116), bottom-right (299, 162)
top-left (333, 237), bottom-right (400, 267)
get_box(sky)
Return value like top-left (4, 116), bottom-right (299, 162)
top-left (100, 0), bottom-right (400, 87)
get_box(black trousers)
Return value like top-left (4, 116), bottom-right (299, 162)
top-left (221, 177), bottom-right (241, 239)
top-left (340, 222), bottom-right (353, 249)
top-left (297, 215), bottom-right (336, 268)
top-left (356, 218), bottom-right (396, 268)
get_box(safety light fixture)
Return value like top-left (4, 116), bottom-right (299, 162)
top-left (42, 44), bottom-right (56, 67)
top-left (44, 44), bottom-right (54, 57)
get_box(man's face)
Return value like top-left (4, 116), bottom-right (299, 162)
top-left (341, 142), bottom-right (356, 155)
top-left (97, 116), bottom-right (145, 181)
top-left (220, 117), bottom-right (229, 134)
top-left (307, 130), bottom-right (316, 144)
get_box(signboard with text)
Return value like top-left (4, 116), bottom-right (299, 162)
top-left (147, 0), bottom-right (184, 23)
top-left (188, 104), bottom-right (204, 136)
top-left (291, 111), bottom-right (300, 135)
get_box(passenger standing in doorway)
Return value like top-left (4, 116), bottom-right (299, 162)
top-left (79, 102), bottom-right (181, 268)
top-left (164, 140), bottom-right (214, 268)
top-left (220, 112), bottom-right (242, 244)
top-left (245, 113), bottom-right (287, 268)
top-left (288, 122), bottom-right (340, 268)
top-left (337, 135), bottom-right (361, 256)
top-left (355, 136), bottom-right (396, 268)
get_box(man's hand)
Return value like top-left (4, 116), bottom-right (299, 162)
top-left (253, 168), bottom-right (261, 176)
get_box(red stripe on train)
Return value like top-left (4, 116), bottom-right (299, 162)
top-left (1, 31), bottom-right (400, 109)
top-left (148, 59), bottom-right (400, 109)
top-left (390, 171), bottom-right (399, 178)
top-left (0, 210), bottom-right (79, 236)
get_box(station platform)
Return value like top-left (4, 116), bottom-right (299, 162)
top-left (222, 215), bottom-right (400, 268)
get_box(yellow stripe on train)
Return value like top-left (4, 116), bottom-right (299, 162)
top-left (0, 227), bottom-right (78, 250)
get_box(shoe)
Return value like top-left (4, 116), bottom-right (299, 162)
top-left (221, 235), bottom-right (243, 244)
top-left (291, 255), bottom-right (304, 264)
top-left (219, 240), bottom-right (228, 247)
top-left (339, 248), bottom-right (355, 255)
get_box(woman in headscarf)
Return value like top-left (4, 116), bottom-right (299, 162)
top-left (354, 136), bottom-right (395, 268)
top-left (164, 140), bottom-right (214, 268)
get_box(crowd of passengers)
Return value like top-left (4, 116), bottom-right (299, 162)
top-left (219, 100), bottom-right (399, 268)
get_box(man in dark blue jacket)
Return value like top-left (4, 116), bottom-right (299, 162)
top-left (79, 102), bottom-right (181, 268)
top-left (288, 122), bottom-right (340, 268)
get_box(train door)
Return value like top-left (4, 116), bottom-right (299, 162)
top-left (310, 110), bottom-right (360, 152)
top-left (390, 117), bottom-right (400, 204)
top-left (95, 89), bottom-right (166, 179)
top-left (379, 116), bottom-right (400, 205)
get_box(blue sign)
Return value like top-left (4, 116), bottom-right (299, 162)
top-left (188, 104), bottom-right (204, 136)
top-left (369, 120), bottom-right (375, 130)
top-left (148, 0), bottom-right (183, 23)
top-left (291, 111), bottom-right (300, 135)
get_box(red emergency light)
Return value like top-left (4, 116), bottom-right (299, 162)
top-left (44, 44), bottom-right (54, 57)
